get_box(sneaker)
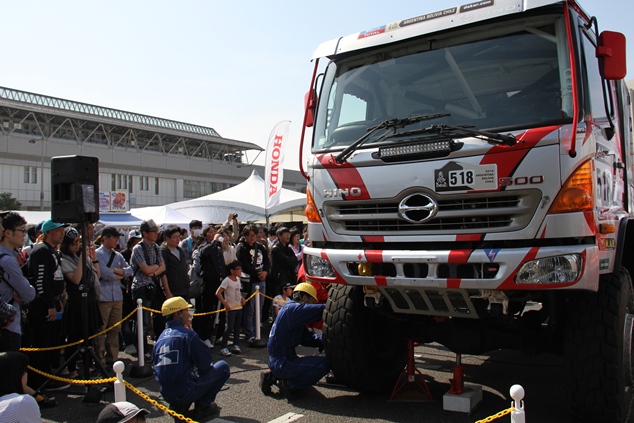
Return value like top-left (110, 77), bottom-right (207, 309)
top-left (124, 344), bottom-right (137, 355)
top-left (44, 380), bottom-right (70, 391)
top-left (230, 345), bottom-right (241, 354)
top-left (192, 402), bottom-right (221, 420)
top-left (227, 340), bottom-right (234, 346)
top-left (259, 370), bottom-right (275, 395)
top-left (219, 348), bottom-right (232, 357)
top-left (202, 339), bottom-right (213, 349)
top-left (247, 337), bottom-right (255, 345)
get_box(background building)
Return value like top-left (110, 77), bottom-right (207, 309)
top-left (0, 86), bottom-right (306, 211)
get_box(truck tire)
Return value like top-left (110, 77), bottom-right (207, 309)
top-left (323, 284), bottom-right (407, 392)
top-left (565, 268), bottom-right (634, 423)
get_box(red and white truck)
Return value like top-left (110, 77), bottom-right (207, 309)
top-left (299, 0), bottom-right (632, 421)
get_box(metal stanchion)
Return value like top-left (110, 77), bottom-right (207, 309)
top-left (250, 285), bottom-right (267, 348)
top-left (255, 285), bottom-right (261, 340)
top-left (510, 384), bottom-right (526, 423)
top-left (113, 361), bottom-right (126, 402)
top-left (130, 299), bottom-right (153, 377)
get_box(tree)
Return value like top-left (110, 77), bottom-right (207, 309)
top-left (0, 192), bottom-right (22, 210)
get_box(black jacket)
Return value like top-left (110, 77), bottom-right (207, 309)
top-left (198, 240), bottom-right (226, 293)
top-left (270, 240), bottom-right (299, 289)
top-left (236, 241), bottom-right (270, 284)
top-left (160, 245), bottom-right (189, 298)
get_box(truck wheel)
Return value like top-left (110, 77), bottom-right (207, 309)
top-left (565, 268), bottom-right (634, 423)
top-left (323, 284), bottom-right (407, 392)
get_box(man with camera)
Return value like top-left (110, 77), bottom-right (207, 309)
top-left (130, 219), bottom-right (166, 358)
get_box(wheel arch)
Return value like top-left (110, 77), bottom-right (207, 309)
top-left (615, 218), bottom-right (634, 276)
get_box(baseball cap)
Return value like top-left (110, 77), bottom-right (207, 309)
top-left (35, 221), bottom-right (44, 234)
top-left (96, 401), bottom-right (150, 423)
top-left (140, 219), bottom-right (158, 233)
top-left (282, 283), bottom-right (295, 292)
top-left (161, 296), bottom-right (193, 316)
top-left (102, 226), bottom-right (124, 238)
top-left (128, 230), bottom-right (142, 239)
top-left (41, 219), bottom-right (68, 233)
top-left (63, 227), bottom-right (80, 244)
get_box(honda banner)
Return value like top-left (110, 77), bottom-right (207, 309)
top-left (264, 120), bottom-right (290, 210)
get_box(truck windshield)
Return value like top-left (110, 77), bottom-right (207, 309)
top-left (313, 14), bottom-right (572, 151)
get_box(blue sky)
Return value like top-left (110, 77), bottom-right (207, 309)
top-left (1, 1), bottom-right (632, 170)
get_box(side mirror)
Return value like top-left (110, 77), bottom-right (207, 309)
top-left (304, 89), bottom-right (317, 128)
top-left (597, 31), bottom-right (627, 80)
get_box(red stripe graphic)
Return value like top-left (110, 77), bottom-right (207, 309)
top-left (363, 236), bottom-right (385, 243)
top-left (448, 249), bottom-right (472, 263)
top-left (456, 234), bottom-right (483, 242)
top-left (480, 126), bottom-right (561, 188)
top-left (317, 154), bottom-right (371, 200)
top-left (365, 250), bottom-right (383, 263)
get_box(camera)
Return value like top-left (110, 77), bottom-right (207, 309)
top-left (232, 213), bottom-right (238, 219)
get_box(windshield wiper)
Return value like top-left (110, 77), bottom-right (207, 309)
top-left (334, 113), bottom-right (450, 164)
top-left (401, 124), bottom-right (517, 146)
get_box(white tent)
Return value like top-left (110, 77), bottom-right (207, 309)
top-left (130, 205), bottom-right (192, 228)
top-left (10, 210), bottom-right (142, 227)
top-left (167, 170), bottom-right (306, 224)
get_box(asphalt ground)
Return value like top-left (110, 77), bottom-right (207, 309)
top-left (37, 332), bottom-right (569, 423)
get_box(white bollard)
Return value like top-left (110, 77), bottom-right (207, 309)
top-left (510, 384), bottom-right (525, 423)
top-left (136, 298), bottom-right (145, 366)
top-left (113, 361), bottom-right (126, 402)
top-left (255, 285), bottom-right (261, 340)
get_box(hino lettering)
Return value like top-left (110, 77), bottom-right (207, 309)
top-left (323, 187), bottom-right (362, 197)
top-left (298, 1), bottom-right (634, 421)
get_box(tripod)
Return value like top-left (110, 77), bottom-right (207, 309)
top-left (35, 220), bottom-right (110, 402)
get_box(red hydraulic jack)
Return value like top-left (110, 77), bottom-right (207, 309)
top-left (389, 339), bottom-right (433, 402)
top-left (448, 353), bottom-right (465, 395)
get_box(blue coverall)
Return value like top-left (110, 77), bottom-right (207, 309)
top-left (153, 319), bottom-right (230, 408)
top-left (267, 301), bottom-right (329, 391)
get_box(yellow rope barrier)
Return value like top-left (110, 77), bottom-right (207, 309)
top-left (27, 365), bottom-right (116, 385)
top-left (21, 290), bottom-right (275, 352)
top-left (474, 407), bottom-right (515, 423)
top-left (20, 308), bottom-right (138, 352)
top-left (122, 380), bottom-right (198, 423)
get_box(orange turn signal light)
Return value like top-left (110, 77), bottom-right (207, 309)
top-left (549, 161), bottom-right (593, 214)
top-left (305, 187), bottom-right (322, 222)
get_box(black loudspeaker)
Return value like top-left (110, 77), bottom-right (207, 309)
top-left (51, 155), bottom-right (100, 223)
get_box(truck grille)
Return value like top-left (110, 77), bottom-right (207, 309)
top-left (381, 287), bottom-right (478, 318)
top-left (325, 189), bottom-right (541, 235)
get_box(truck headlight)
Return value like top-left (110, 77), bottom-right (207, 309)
top-left (515, 254), bottom-right (582, 284)
top-left (305, 255), bottom-right (336, 278)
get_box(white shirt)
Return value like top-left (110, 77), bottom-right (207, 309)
top-left (0, 393), bottom-right (41, 423)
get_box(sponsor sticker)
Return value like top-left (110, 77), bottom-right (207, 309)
top-left (484, 248), bottom-right (500, 263)
top-left (600, 258), bottom-right (610, 271)
top-left (435, 162), bottom-right (497, 192)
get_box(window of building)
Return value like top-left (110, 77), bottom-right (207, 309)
top-left (154, 177), bottom-right (159, 195)
top-left (128, 175), bottom-right (133, 194)
top-left (139, 176), bottom-right (149, 191)
top-left (23, 166), bottom-right (37, 184)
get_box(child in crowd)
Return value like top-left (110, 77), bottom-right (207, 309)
top-left (215, 261), bottom-right (245, 357)
top-left (273, 283), bottom-right (294, 318)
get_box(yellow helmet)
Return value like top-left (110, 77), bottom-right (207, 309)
top-left (294, 282), bottom-right (318, 301)
top-left (161, 296), bottom-right (193, 316)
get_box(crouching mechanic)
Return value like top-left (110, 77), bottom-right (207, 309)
top-left (152, 297), bottom-right (230, 420)
top-left (260, 283), bottom-right (329, 399)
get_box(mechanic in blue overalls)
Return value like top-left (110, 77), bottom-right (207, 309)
top-left (153, 297), bottom-right (230, 421)
top-left (260, 283), bottom-right (329, 399)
